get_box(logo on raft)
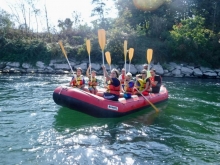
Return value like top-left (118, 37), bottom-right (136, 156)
top-left (108, 105), bottom-right (118, 111)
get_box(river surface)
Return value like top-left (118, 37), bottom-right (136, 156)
top-left (0, 74), bottom-right (219, 165)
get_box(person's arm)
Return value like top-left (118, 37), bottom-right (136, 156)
top-left (121, 82), bottom-right (125, 93)
top-left (142, 79), bottom-right (150, 93)
top-left (118, 75), bottom-right (122, 81)
top-left (150, 79), bottom-right (158, 86)
top-left (134, 79), bottom-right (140, 88)
top-left (102, 65), bottom-right (111, 81)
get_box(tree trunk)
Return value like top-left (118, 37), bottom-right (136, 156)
top-left (44, 4), bottom-right (51, 42)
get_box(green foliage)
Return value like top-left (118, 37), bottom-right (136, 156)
top-left (0, 37), bottom-right (60, 65)
top-left (167, 16), bottom-right (219, 67)
top-left (0, 1), bottom-right (220, 69)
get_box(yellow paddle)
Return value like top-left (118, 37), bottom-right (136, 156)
top-left (135, 87), bottom-right (159, 113)
top-left (147, 49), bottom-right (153, 69)
top-left (105, 51), bottom-right (111, 71)
top-left (98, 29), bottom-right (106, 65)
top-left (128, 48), bottom-right (134, 72)
top-left (86, 39), bottom-right (92, 80)
top-left (58, 40), bottom-right (74, 75)
top-left (124, 40), bottom-right (127, 73)
top-left (98, 29), bottom-right (106, 77)
top-left (146, 48), bottom-right (153, 78)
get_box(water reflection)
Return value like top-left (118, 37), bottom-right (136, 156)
top-left (1, 74), bottom-right (220, 165)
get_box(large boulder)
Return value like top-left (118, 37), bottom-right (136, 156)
top-left (91, 63), bottom-right (101, 71)
top-left (152, 64), bottom-right (164, 75)
top-left (54, 64), bottom-right (70, 70)
top-left (200, 67), bottom-right (211, 72)
top-left (0, 62), bottom-right (6, 69)
top-left (7, 62), bottom-right (20, 68)
top-left (181, 67), bottom-right (193, 75)
top-left (44, 67), bottom-right (55, 74)
top-left (172, 69), bottom-right (184, 77)
top-left (104, 64), bottom-right (118, 71)
top-left (22, 63), bottom-right (32, 69)
top-left (215, 69), bottom-right (220, 73)
top-left (163, 71), bottom-right (173, 77)
top-left (135, 64), bottom-right (144, 73)
top-left (203, 72), bottom-right (217, 78)
top-left (169, 62), bottom-right (182, 70)
top-left (193, 68), bottom-right (203, 77)
top-left (135, 64), bottom-right (152, 73)
top-left (74, 62), bottom-right (87, 71)
top-left (36, 61), bottom-right (45, 69)
top-left (123, 64), bottom-right (138, 75)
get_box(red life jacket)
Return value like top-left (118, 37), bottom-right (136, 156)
top-left (120, 74), bottom-right (125, 84)
top-left (88, 77), bottom-right (97, 88)
top-left (70, 75), bottom-right (84, 87)
top-left (106, 80), bottom-right (120, 96)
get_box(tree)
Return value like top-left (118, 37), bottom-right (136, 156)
top-left (168, 16), bottom-right (219, 67)
top-left (91, 0), bottom-right (111, 29)
top-left (0, 9), bottom-right (13, 29)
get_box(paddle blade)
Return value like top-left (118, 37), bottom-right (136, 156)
top-left (147, 49), bottom-right (153, 64)
top-left (129, 48), bottom-right (134, 62)
top-left (124, 40), bottom-right (127, 60)
top-left (58, 40), bottom-right (67, 58)
top-left (98, 29), bottom-right (106, 51)
top-left (86, 40), bottom-right (91, 55)
top-left (105, 51), bottom-right (111, 66)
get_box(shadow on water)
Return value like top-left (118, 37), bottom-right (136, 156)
top-left (53, 101), bottom-right (168, 132)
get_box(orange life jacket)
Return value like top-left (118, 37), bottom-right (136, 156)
top-left (106, 80), bottom-right (120, 96)
top-left (70, 75), bottom-right (84, 87)
top-left (88, 77), bottom-right (97, 88)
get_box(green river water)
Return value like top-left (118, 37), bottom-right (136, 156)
top-left (0, 74), bottom-right (219, 165)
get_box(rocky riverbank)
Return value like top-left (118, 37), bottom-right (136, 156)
top-left (0, 60), bottom-right (219, 78)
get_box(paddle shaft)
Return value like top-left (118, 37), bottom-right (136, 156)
top-left (136, 88), bottom-right (159, 112)
top-left (89, 55), bottom-right (92, 81)
top-left (102, 51), bottom-right (105, 78)
top-left (129, 61), bottom-right (131, 72)
top-left (66, 57), bottom-right (74, 75)
top-left (59, 41), bottom-right (74, 75)
top-left (128, 48), bottom-right (134, 73)
top-left (124, 40), bottom-right (127, 74)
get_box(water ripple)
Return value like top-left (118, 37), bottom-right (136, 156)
top-left (0, 75), bottom-right (220, 165)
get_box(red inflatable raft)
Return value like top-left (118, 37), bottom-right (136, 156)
top-left (53, 86), bottom-right (168, 118)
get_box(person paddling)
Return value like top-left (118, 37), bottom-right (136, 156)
top-left (69, 67), bottom-right (86, 90)
top-left (97, 65), bottom-right (120, 101)
top-left (149, 69), bottom-right (162, 93)
top-left (86, 65), bottom-right (98, 94)
top-left (143, 63), bottom-right (151, 78)
top-left (134, 69), bottom-right (150, 96)
top-left (119, 68), bottom-right (126, 85)
top-left (121, 72), bottom-right (134, 99)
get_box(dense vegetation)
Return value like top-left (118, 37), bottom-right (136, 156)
top-left (0, 0), bottom-right (219, 68)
